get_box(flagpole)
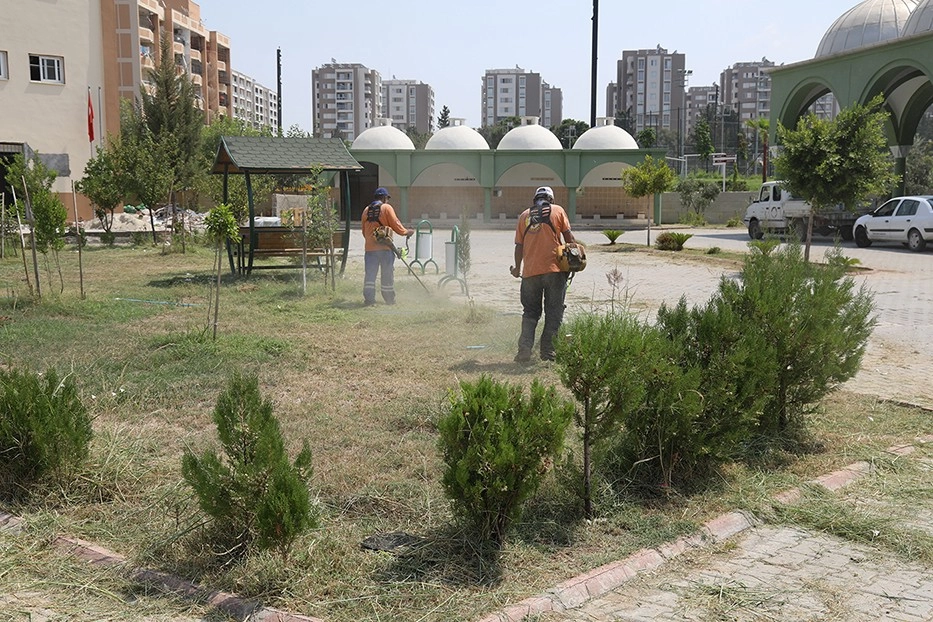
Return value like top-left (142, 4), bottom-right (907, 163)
top-left (97, 85), bottom-right (103, 146)
top-left (88, 86), bottom-right (94, 156)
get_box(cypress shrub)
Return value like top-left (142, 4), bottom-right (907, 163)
top-left (437, 375), bottom-right (573, 546)
top-left (182, 372), bottom-right (316, 559)
top-left (717, 243), bottom-right (875, 436)
top-left (0, 368), bottom-right (92, 499)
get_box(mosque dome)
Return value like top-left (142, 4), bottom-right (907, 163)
top-left (573, 117), bottom-right (639, 150)
top-left (497, 117), bottom-right (563, 150)
top-left (815, 0), bottom-right (918, 57)
top-left (425, 124), bottom-right (490, 150)
top-left (351, 119), bottom-right (415, 150)
top-left (904, 0), bottom-right (933, 35)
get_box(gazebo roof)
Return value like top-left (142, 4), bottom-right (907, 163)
top-left (211, 136), bottom-right (363, 175)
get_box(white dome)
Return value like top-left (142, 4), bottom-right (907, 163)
top-left (904, 0), bottom-right (933, 34)
top-left (573, 121), bottom-right (639, 150)
top-left (498, 124), bottom-right (563, 150)
top-left (425, 125), bottom-right (490, 150)
top-left (351, 125), bottom-right (415, 150)
top-left (816, 0), bottom-right (918, 57)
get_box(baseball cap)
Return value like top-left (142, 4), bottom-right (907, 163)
top-left (374, 187), bottom-right (390, 198)
top-left (534, 186), bottom-right (554, 201)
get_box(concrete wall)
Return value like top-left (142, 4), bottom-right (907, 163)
top-left (659, 190), bottom-right (757, 225)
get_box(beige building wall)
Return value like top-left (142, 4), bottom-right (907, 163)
top-left (0, 0), bottom-right (105, 215)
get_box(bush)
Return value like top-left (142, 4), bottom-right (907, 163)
top-left (437, 375), bottom-right (573, 546)
top-left (725, 217), bottom-right (743, 228)
top-left (100, 231), bottom-right (116, 246)
top-left (678, 211), bottom-right (707, 227)
top-left (602, 229), bottom-right (623, 244)
top-left (655, 231), bottom-right (693, 251)
top-left (716, 243), bottom-right (875, 436)
top-left (0, 368), bottom-right (92, 499)
top-left (555, 311), bottom-right (652, 516)
top-left (182, 372), bottom-right (316, 559)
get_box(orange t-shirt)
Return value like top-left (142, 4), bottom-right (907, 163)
top-left (514, 203), bottom-right (571, 278)
top-left (361, 202), bottom-right (407, 252)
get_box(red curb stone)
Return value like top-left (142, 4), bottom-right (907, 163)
top-left (656, 533), bottom-right (706, 559)
top-left (0, 511), bottom-right (24, 533)
top-left (702, 511), bottom-right (755, 542)
top-left (626, 548), bottom-right (666, 572)
top-left (773, 487), bottom-right (803, 505)
top-left (54, 535), bottom-right (126, 567)
top-left (812, 461), bottom-right (871, 491)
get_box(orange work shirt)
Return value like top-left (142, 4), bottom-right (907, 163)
top-left (361, 202), bottom-right (407, 252)
top-left (514, 203), bottom-right (571, 278)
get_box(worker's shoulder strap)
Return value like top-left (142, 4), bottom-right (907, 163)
top-left (523, 201), bottom-right (557, 237)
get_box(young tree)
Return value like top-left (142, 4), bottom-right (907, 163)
top-left (677, 177), bottom-right (720, 220)
top-left (437, 105), bottom-right (451, 129)
top-left (775, 95), bottom-right (899, 260)
top-left (636, 127), bottom-right (657, 148)
top-left (620, 154), bottom-right (677, 244)
top-left (477, 116), bottom-right (520, 149)
top-left (204, 203), bottom-right (238, 339)
top-left (76, 145), bottom-right (126, 232)
top-left (693, 118), bottom-right (714, 169)
top-left (119, 104), bottom-right (175, 243)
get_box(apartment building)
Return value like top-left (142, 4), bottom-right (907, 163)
top-left (720, 58), bottom-right (775, 124)
top-left (609, 46), bottom-right (688, 136)
top-left (232, 70), bottom-right (279, 132)
top-left (686, 85), bottom-right (717, 138)
top-left (108, 0), bottom-right (232, 132)
top-left (0, 0), bottom-right (106, 206)
top-left (0, 0), bottom-right (234, 219)
top-left (312, 62), bottom-right (382, 141)
top-left (481, 67), bottom-right (562, 128)
top-left (381, 79), bottom-right (435, 134)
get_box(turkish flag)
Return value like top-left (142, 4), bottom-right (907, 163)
top-left (87, 91), bottom-right (95, 142)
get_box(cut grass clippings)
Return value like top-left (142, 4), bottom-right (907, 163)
top-left (0, 243), bottom-right (929, 621)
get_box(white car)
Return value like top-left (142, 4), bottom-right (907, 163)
top-left (853, 195), bottom-right (933, 252)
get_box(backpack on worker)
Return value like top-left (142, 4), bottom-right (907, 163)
top-left (367, 200), bottom-right (393, 246)
top-left (556, 242), bottom-right (587, 272)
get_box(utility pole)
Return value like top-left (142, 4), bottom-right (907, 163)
top-left (590, 0), bottom-right (599, 128)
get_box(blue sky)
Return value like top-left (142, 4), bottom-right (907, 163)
top-left (195, 0), bottom-right (857, 131)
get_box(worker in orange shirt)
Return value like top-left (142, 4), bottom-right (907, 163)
top-left (510, 186), bottom-right (576, 362)
top-left (361, 187), bottom-right (413, 306)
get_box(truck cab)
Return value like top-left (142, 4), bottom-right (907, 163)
top-left (743, 181), bottom-right (857, 241)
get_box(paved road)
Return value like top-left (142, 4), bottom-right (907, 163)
top-left (355, 225), bottom-right (931, 408)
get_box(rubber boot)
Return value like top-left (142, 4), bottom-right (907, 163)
top-left (515, 317), bottom-right (537, 362)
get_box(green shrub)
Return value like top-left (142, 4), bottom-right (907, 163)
top-left (655, 231), bottom-right (693, 251)
top-left (717, 243), bottom-right (875, 436)
top-left (725, 216), bottom-right (743, 228)
top-left (602, 229), bottom-right (623, 244)
top-left (437, 375), bottom-right (573, 546)
top-left (182, 372), bottom-right (316, 559)
top-left (598, 326), bottom-right (704, 491)
top-left (706, 246), bottom-right (721, 255)
top-left (100, 231), bottom-right (117, 246)
top-left (678, 211), bottom-right (707, 227)
top-left (555, 311), bottom-right (651, 516)
top-left (130, 230), bottom-right (148, 246)
top-left (0, 368), bottom-right (92, 498)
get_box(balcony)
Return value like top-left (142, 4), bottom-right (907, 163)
top-left (141, 55), bottom-right (154, 70)
top-left (189, 48), bottom-right (201, 62)
top-left (139, 26), bottom-right (155, 42)
top-left (173, 41), bottom-right (184, 55)
top-left (215, 59), bottom-right (226, 72)
top-left (191, 73), bottom-right (202, 86)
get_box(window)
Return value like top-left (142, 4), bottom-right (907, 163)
top-left (0, 51), bottom-right (7, 80)
top-left (29, 54), bottom-right (64, 83)
top-left (895, 200), bottom-right (919, 217)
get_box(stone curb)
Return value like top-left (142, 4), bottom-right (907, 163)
top-left (475, 436), bottom-right (933, 622)
top-left (48, 535), bottom-right (322, 622)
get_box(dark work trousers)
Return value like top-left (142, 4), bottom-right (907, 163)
top-left (518, 271), bottom-right (569, 359)
top-left (363, 249), bottom-right (397, 304)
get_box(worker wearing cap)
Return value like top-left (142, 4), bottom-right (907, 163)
top-left (510, 186), bottom-right (576, 362)
top-left (361, 187), bottom-right (413, 306)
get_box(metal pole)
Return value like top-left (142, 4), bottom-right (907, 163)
top-left (71, 180), bottom-right (85, 300)
top-left (590, 0), bottom-right (599, 128)
top-left (21, 176), bottom-right (41, 298)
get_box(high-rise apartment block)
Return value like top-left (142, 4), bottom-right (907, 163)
top-left (608, 46), bottom-right (688, 136)
top-left (312, 62), bottom-right (382, 141)
top-left (381, 79), bottom-right (435, 134)
top-left (481, 67), bottom-right (562, 128)
top-left (719, 58), bottom-right (774, 124)
top-left (232, 70), bottom-right (279, 132)
top-left (686, 85), bottom-right (717, 138)
top-left (111, 0), bottom-right (232, 132)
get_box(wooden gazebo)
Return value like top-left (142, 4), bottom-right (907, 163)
top-left (211, 136), bottom-right (363, 275)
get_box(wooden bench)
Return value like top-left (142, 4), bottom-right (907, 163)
top-left (233, 226), bottom-right (347, 275)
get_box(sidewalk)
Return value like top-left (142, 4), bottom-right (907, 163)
top-left (479, 436), bottom-right (933, 622)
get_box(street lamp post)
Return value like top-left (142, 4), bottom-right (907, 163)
top-left (676, 69), bottom-right (692, 176)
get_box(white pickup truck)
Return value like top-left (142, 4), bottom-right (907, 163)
top-left (743, 181), bottom-right (859, 241)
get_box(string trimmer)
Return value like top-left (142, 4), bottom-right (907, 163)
top-left (381, 235), bottom-right (431, 293)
